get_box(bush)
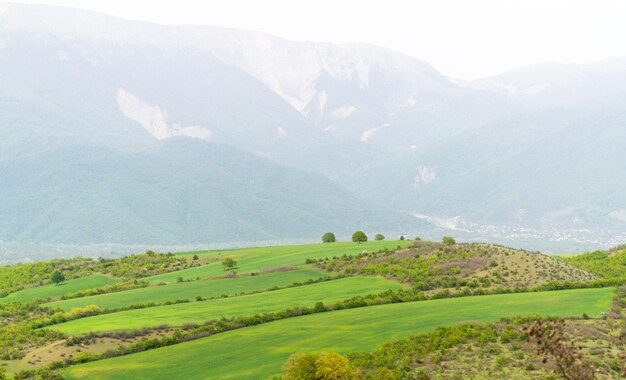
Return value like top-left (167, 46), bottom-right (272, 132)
top-left (374, 234), bottom-right (385, 241)
top-left (51, 271), bottom-right (65, 285)
top-left (222, 258), bottom-right (237, 270)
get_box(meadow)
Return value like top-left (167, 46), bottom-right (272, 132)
top-left (146, 240), bottom-right (411, 283)
top-left (44, 268), bottom-right (328, 311)
top-left (62, 287), bottom-right (614, 379)
top-left (50, 276), bottom-right (407, 335)
top-left (0, 275), bottom-right (119, 304)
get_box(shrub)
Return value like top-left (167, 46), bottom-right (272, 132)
top-left (51, 271), bottom-right (65, 285)
top-left (222, 258), bottom-right (237, 270)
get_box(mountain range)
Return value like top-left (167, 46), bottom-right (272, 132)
top-left (1, 2), bottom-right (625, 256)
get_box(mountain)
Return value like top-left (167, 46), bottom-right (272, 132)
top-left (470, 57), bottom-right (626, 108)
top-left (0, 2), bottom-right (429, 248)
top-left (1, 2), bottom-right (626, 252)
top-left (0, 137), bottom-right (416, 244)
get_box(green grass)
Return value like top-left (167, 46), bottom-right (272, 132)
top-left (0, 275), bottom-right (119, 304)
top-left (44, 269), bottom-right (329, 311)
top-left (62, 287), bottom-right (614, 380)
top-left (147, 240), bottom-right (411, 283)
top-left (50, 276), bottom-right (407, 335)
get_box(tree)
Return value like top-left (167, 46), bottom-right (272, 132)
top-left (442, 236), bottom-right (456, 245)
top-left (283, 352), bottom-right (359, 380)
top-left (283, 352), bottom-right (318, 380)
top-left (352, 231), bottom-right (368, 243)
top-left (315, 353), bottom-right (359, 380)
top-left (322, 232), bottom-right (336, 243)
top-left (222, 257), bottom-right (237, 270)
top-left (51, 270), bottom-right (65, 285)
top-left (399, 235), bottom-right (405, 241)
top-left (374, 233), bottom-right (385, 241)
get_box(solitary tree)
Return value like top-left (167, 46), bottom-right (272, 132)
top-left (352, 231), bottom-right (368, 243)
top-left (51, 270), bottom-right (65, 285)
top-left (399, 235), bottom-right (405, 241)
top-left (322, 232), bottom-right (336, 243)
top-left (442, 236), bottom-right (456, 245)
top-left (222, 257), bottom-right (237, 270)
top-left (374, 233), bottom-right (385, 241)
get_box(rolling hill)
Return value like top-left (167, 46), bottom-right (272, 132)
top-left (0, 240), bottom-right (623, 379)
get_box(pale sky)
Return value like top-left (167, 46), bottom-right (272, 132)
top-left (8, 0), bottom-right (626, 80)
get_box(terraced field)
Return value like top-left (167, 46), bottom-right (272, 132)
top-left (147, 240), bottom-right (411, 283)
top-left (62, 287), bottom-right (615, 380)
top-left (50, 276), bottom-right (407, 334)
top-left (2, 240), bottom-right (619, 380)
top-left (0, 275), bottom-right (119, 304)
top-left (44, 268), bottom-right (328, 311)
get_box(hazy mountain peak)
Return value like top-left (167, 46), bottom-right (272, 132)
top-left (470, 58), bottom-right (626, 107)
top-left (0, 2), bottom-right (453, 117)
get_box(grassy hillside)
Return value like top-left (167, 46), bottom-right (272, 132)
top-left (61, 287), bottom-right (614, 379)
top-left (44, 269), bottom-right (327, 311)
top-left (50, 276), bottom-right (407, 335)
top-left (0, 275), bottom-right (119, 304)
top-left (320, 242), bottom-right (598, 291)
top-left (0, 241), bottom-right (618, 379)
top-left (146, 240), bottom-right (411, 283)
top-left (347, 312), bottom-right (626, 379)
top-left (562, 245), bottom-right (626, 279)
top-left (0, 252), bottom-right (214, 298)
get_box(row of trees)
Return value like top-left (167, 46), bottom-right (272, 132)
top-left (323, 232), bottom-right (455, 244)
top-left (322, 231), bottom-right (386, 244)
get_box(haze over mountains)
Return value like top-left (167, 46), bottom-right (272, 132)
top-left (1, 2), bottom-right (625, 258)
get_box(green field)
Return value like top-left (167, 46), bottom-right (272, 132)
top-left (0, 275), bottom-right (119, 304)
top-left (44, 269), bottom-right (329, 311)
top-left (50, 276), bottom-right (407, 335)
top-left (62, 287), bottom-right (614, 379)
top-left (146, 240), bottom-right (411, 283)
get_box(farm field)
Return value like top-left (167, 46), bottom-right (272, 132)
top-left (62, 287), bottom-right (615, 379)
top-left (50, 276), bottom-right (407, 334)
top-left (44, 268), bottom-right (328, 311)
top-left (0, 275), bottom-right (119, 304)
top-left (146, 240), bottom-right (411, 283)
